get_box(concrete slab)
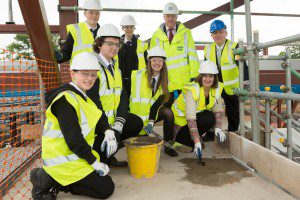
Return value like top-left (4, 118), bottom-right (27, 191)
top-left (3, 127), bottom-right (297, 200)
top-left (229, 132), bottom-right (300, 199)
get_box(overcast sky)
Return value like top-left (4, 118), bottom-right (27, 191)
top-left (1, 0), bottom-right (300, 58)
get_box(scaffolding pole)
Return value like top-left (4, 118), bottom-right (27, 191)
top-left (238, 39), bottom-right (245, 137)
top-left (230, 0), bottom-right (234, 41)
top-left (285, 48), bottom-right (293, 159)
top-left (256, 34), bottom-right (300, 50)
top-left (244, 0), bottom-right (260, 144)
top-left (265, 99), bottom-right (271, 150)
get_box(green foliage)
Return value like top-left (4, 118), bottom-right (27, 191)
top-left (4, 34), bottom-right (60, 60)
top-left (290, 45), bottom-right (300, 59)
top-left (279, 46), bottom-right (300, 59)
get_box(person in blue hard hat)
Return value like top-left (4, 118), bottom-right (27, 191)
top-left (204, 19), bottom-right (249, 133)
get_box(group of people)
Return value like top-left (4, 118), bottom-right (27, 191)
top-left (30, 0), bottom-right (248, 199)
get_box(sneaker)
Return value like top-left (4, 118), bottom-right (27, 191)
top-left (30, 168), bottom-right (56, 200)
top-left (164, 146), bottom-right (178, 157)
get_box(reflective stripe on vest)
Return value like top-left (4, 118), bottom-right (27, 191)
top-left (72, 24), bottom-right (93, 52)
top-left (97, 58), bottom-right (123, 124)
top-left (205, 41), bottom-right (239, 95)
top-left (43, 92), bottom-right (92, 167)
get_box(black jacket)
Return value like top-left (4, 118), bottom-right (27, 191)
top-left (45, 84), bottom-right (109, 165)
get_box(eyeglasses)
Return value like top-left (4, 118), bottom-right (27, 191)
top-left (103, 41), bottom-right (121, 48)
top-left (122, 26), bottom-right (135, 30)
top-left (76, 71), bottom-right (98, 79)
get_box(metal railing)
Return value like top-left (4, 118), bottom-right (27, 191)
top-left (235, 0), bottom-right (300, 160)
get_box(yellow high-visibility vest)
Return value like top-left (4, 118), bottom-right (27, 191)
top-left (150, 23), bottom-right (199, 92)
top-left (129, 70), bottom-right (162, 135)
top-left (66, 22), bottom-right (94, 64)
top-left (204, 40), bottom-right (239, 95)
top-left (172, 82), bottom-right (223, 126)
top-left (42, 91), bottom-right (102, 186)
top-left (97, 58), bottom-right (123, 124)
top-left (136, 39), bottom-right (149, 69)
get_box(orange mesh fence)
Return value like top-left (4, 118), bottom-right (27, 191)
top-left (0, 49), bottom-right (70, 199)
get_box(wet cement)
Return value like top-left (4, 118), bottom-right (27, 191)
top-left (124, 136), bottom-right (162, 147)
top-left (179, 158), bottom-right (253, 187)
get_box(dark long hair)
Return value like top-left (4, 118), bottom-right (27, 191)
top-left (92, 36), bottom-right (120, 53)
top-left (146, 57), bottom-right (169, 102)
top-left (195, 74), bottom-right (219, 89)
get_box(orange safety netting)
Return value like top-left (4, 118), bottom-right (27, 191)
top-left (0, 49), bottom-right (70, 199)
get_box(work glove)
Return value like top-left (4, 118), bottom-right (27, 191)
top-left (215, 128), bottom-right (226, 143)
top-left (144, 121), bottom-right (154, 134)
top-left (194, 142), bottom-right (202, 160)
top-left (112, 121), bottom-right (124, 134)
top-left (54, 50), bottom-right (63, 61)
top-left (91, 160), bottom-right (110, 176)
top-left (101, 129), bottom-right (118, 158)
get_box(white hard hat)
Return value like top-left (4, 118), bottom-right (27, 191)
top-left (163, 2), bottom-right (179, 15)
top-left (70, 52), bottom-right (100, 71)
top-left (198, 60), bottom-right (219, 74)
top-left (96, 24), bottom-right (121, 38)
top-left (83, 0), bottom-right (102, 10)
top-left (147, 46), bottom-right (166, 59)
top-left (120, 15), bottom-right (136, 26)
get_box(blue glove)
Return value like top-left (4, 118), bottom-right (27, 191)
top-left (173, 90), bottom-right (179, 100)
top-left (144, 122), bottom-right (154, 134)
top-left (193, 142), bottom-right (202, 160)
top-left (54, 50), bottom-right (63, 61)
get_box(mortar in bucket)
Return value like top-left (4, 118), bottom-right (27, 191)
top-left (124, 136), bottom-right (163, 178)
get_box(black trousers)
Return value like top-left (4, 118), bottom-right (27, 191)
top-left (68, 171), bottom-right (114, 199)
top-left (222, 91), bottom-right (239, 132)
top-left (155, 106), bottom-right (174, 142)
top-left (93, 113), bottom-right (143, 164)
top-left (175, 110), bottom-right (215, 148)
top-left (123, 78), bottom-right (131, 98)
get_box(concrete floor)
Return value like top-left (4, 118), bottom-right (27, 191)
top-left (57, 127), bottom-right (295, 200)
top-left (3, 126), bottom-right (298, 200)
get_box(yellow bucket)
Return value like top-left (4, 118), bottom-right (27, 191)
top-left (125, 137), bottom-right (163, 178)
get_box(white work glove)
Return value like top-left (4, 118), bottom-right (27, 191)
top-left (215, 128), bottom-right (226, 143)
top-left (193, 142), bottom-right (202, 160)
top-left (91, 160), bottom-right (110, 176)
top-left (101, 129), bottom-right (118, 158)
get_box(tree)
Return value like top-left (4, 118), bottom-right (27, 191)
top-left (290, 45), bottom-right (300, 59)
top-left (279, 45), bottom-right (300, 59)
top-left (4, 34), bottom-right (60, 60)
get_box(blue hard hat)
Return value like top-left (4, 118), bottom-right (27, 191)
top-left (210, 20), bottom-right (227, 33)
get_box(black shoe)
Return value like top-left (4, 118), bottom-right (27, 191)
top-left (30, 168), bottom-right (56, 200)
top-left (164, 146), bottom-right (178, 157)
top-left (109, 156), bottom-right (128, 167)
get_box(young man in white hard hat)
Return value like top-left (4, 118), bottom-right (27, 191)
top-left (118, 14), bottom-right (149, 95)
top-left (204, 19), bottom-right (249, 133)
top-left (171, 60), bottom-right (226, 160)
top-left (150, 2), bottom-right (199, 105)
top-left (87, 24), bottom-right (143, 167)
top-left (30, 52), bottom-right (115, 199)
top-left (55, 0), bottom-right (102, 64)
